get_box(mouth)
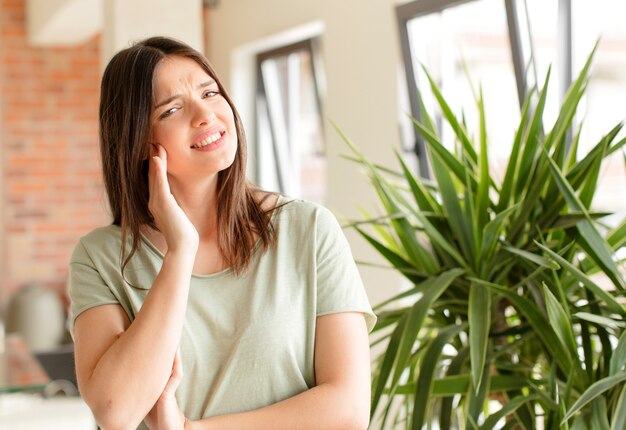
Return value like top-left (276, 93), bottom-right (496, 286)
top-left (191, 131), bottom-right (225, 149)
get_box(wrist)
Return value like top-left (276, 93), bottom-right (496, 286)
top-left (168, 238), bottom-right (199, 256)
top-left (164, 245), bottom-right (197, 264)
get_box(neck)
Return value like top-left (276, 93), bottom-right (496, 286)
top-left (168, 173), bottom-right (219, 239)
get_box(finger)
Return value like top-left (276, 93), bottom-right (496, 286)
top-left (148, 156), bottom-right (166, 213)
top-left (155, 142), bottom-right (167, 162)
top-left (173, 348), bottom-right (183, 376)
top-left (153, 144), bottom-right (170, 195)
top-left (147, 144), bottom-right (160, 194)
top-left (148, 154), bottom-right (158, 194)
top-left (162, 349), bottom-right (184, 397)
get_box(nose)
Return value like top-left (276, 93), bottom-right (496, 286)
top-left (191, 101), bottom-right (216, 127)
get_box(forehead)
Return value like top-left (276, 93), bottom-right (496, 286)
top-left (152, 56), bottom-right (214, 94)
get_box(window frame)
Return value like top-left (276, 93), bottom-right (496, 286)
top-left (254, 38), bottom-right (325, 194)
top-left (396, 0), bottom-right (572, 176)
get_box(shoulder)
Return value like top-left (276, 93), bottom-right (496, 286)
top-left (276, 196), bottom-right (338, 226)
top-left (274, 196), bottom-right (345, 246)
top-left (70, 225), bottom-right (123, 264)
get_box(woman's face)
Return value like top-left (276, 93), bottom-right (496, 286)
top-left (149, 55), bottom-right (238, 179)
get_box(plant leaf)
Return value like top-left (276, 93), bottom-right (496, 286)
top-left (470, 278), bottom-right (573, 374)
top-left (476, 86), bottom-right (490, 234)
top-left (391, 269), bottom-right (465, 394)
top-left (543, 283), bottom-right (578, 358)
top-left (396, 150), bottom-right (440, 214)
top-left (353, 207), bottom-right (403, 255)
top-left (544, 152), bottom-right (625, 290)
top-left (574, 312), bottom-right (626, 329)
top-left (370, 312), bottom-right (408, 418)
top-left (611, 385), bottom-right (626, 430)
top-left (354, 226), bottom-right (424, 285)
top-left (562, 372), bottom-right (626, 424)
top-left (467, 360), bottom-right (491, 429)
top-left (607, 218), bottom-right (626, 251)
top-left (479, 205), bottom-right (519, 266)
top-left (469, 282), bottom-right (491, 390)
top-left (394, 191), bottom-right (470, 269)
top-left (411, 324), bottom-right (465, 429)
top-left (411, 117), bottom-right (478, 191)
top-left (503, 245), bottom-right (560, 269)
top-left (590, 397), bottom-right (611, 430)
top-left (548, 212), bottom-right (613, 230)
top-left (514, 66), bottom-right (551, 198)
top-left (535, 242), bottom-right (625, 316)
top-left (497, 89), bottom-right (532, 212)
top-left (426, 146), bottom-right (474, 262)
top-left (360, 156), bottom-right (439, 272)
top-left (609, 331), bottom-right (626, 376)
top-left (406, 374), bottom-right (542, 396)
top-left (566, 123), bottom-right (623, 192)
top-left (421, 64), bottom-right (478, 165)
top-left (480, 394), bottom-right (540, 430)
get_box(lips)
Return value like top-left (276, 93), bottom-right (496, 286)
top-left (191, 127), bottom-right (225, 148)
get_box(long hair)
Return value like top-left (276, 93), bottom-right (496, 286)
top-left (99, 36), bottom-right (278, 277)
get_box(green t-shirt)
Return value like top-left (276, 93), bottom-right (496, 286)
top-left (69, 197), bottom-right (376, 427)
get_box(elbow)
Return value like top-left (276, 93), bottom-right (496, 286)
top-left (346, 406), bottom-right (370, 430)
top-left (350, 386), bottom-right (371, 430)
top-left (338, 393), bottom-right (370, 430)
top-left (337, 413), bottom-right (369, 430)
top-left (79, 379), bottom-right (149, 429)
top-left (83, 393), bottom-right (146, 430)
top-left (91, 403), bottom-right (144, 430)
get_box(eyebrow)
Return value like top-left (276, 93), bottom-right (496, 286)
top-left (154, 79), bottom-right (216, 108)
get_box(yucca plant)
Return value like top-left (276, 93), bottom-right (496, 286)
top-left (339, 44), bottom-right (626, 429)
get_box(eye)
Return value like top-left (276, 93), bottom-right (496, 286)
top-left (159, 106), bottom-right (179, 120)
top-left (203, 89), bottom-right (220, 99)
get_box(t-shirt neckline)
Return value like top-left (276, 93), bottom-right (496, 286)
top-left (139, 194), bottom-right (286, 279)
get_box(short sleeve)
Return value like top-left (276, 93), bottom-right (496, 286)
top-left (68, 239), bottom-right (120, 337)
top-left (315, 206), bottom-right (377, 332)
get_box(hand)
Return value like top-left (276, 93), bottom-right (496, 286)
top-left (144, 349), bottom-right (188, 430)
top-left (148, 144), bottom-right (199, 254)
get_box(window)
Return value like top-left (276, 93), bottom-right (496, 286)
top-left (397, 0), bottom-right (625, 221)
top-left (397, 0), bottom-right (538, 180)
top-left (255, 39), bottom-right (326, 203)
top-left (570, 0), bottom-right (626, 225)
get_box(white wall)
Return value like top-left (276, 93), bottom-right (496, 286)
top-left (207, 0), bottom-right (406, 306)
top-left (101, 0), bottom-right (204, 65)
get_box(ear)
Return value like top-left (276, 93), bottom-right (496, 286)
top-left (143, 141), bottom-right (155, 160)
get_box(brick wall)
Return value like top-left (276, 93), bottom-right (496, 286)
top-left (1, 0), bottom-right (108, 303)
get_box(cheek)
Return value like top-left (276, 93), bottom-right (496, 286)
top-left (216, 100), bottom-right (237, 128)
top-left (151, 123), bottom-right (177, 147)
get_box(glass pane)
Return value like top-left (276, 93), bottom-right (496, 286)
top-left (524, 0), bottom-right (561, 135)
top-left (261, 58), bottom-right (294, 192)
top-left (255, 95), bottom-right (280, 192)
top-left (406, 0), bottom-right (520, 182)
top-left (571, 0), bottom-right (626, 224)
top-left (508, 0), bottom-right (539, 103)
top-left (257, 47), bottom-right (326, 203)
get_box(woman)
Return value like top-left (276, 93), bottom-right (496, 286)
top-left (70, 36), bottom-right (375, 430)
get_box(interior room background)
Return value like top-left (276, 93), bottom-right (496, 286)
top-left (0, 0), bottom-right (624, 361)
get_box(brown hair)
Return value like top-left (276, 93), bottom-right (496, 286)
top-left (99, 36), bottom-right (279, 277)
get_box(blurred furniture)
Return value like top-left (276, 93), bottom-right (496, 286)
top-left (0, 334), bottom-right (96, 428)
top-left (0, 334), bottom-right (50, 393)
top-left (34, 343), bottom-right (78, 390)
top-left (0, 393), bottom-right (96, 429)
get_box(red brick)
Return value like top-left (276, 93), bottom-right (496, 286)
top-left (1, 0), bottom-right (107, 295)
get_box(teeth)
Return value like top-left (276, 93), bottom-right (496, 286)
top-left (192, 132), bottom-right (222, 148)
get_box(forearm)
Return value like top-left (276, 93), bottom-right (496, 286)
top-left (85, 250), bottom-right (195, 428)
top-left (189, 383), bottom-right (369, 430)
